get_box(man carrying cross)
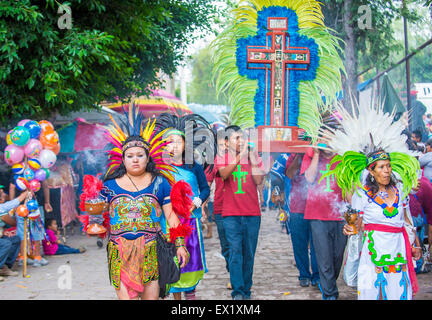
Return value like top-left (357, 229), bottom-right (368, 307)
top-left (303, 130), bottom-right (347, 300)
top-left (215, 125), bottom-right (265, 300)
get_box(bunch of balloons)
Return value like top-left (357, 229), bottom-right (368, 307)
top-left (3, 119), bottom-right (59, 193)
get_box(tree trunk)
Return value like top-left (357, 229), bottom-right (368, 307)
top-left (343, 0), bottom-right (358, 111)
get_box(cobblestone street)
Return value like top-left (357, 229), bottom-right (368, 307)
top-left (1, 209), bottom-right (431, 300)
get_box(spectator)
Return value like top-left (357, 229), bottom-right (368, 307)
top-left (42, 218), bottom-right (85, 255)
top-left (419, 139), bottom-right (432, 182)
top-left (0, 188), bottom-right (29, 280)
top-left (408, 175), bottom-right (432, 273)
top-left (412, 129), bottom-right (422, 142)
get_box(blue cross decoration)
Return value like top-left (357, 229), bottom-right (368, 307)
top-left (236, 6), bottom-right (320, 128)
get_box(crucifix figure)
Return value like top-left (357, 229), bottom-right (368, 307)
top-left (232, 164), bottom-right (248, 194)
top-left (246, 17), bottom-right (311, 127)
top-left (320, 164), bottom-right (335, 193)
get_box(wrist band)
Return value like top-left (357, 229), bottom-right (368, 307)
top-left (175, 237), bottom-right (186, 248)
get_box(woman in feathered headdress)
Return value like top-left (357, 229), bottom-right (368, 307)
top-left (320, 102), bottom-right (423, 300)
top-left (99, 105), bottom-right (191, 300)
top-left (154, 112), bottom-right (214, 300)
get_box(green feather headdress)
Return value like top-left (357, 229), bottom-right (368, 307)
top-left (210, 0), bottom-right (345, 137)
top-left (319, 101), bottom-right (420, 199)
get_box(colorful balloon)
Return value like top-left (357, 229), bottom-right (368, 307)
top-left (38, 149), bottom-right (56, 168)
top-left (28, 179), bottom-right (41, 192)
top-left (42, 168), bottom-right (50, 179)
top-left (17, 119), bottom-right (31, 127)
top-left (28, 208), bottom-right (40, 220)
top-left (16, 205), bottom-right (29, 217)
top-left (26, 199), bottom-right (39, 212)
top-left (40, 131), bottom-right (59, 149)
top-left (11, 163), bottom-right (25, 175)
top-left (10, 126), bottom-right (30, 146)
top-left (24, 120), bottom-right (42, 139)
top-left (34, 169), bottom-right (47, 181)
top-left (23, 139), bottom-right (42, 158)
top-left (28, 158), bottom-right (41, 170)
top-left (47, 142), bottom-right (61, 155)
top-left (23, 168), bottom-right (35, 181)
top-left (15, 177), bottom-right (28, 191)
top-left (4, 144), bottom-right (24, 165)
top-left (5, 130), bottom-right (13, 145)
top-left (38, 120), bottom-right (54, 134)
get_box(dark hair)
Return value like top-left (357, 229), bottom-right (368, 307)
top-left (412, 129), bottom-right (422, 139)
top-left (365, 161), bottom-right (397, 195)
top-left (104, 136), bottom-right (160, 181)
top-left (426, 138), bottom-right (432, 148)
top-left (45, 218), bottom-right (56, 229)
top-left (224, 125), bottom-right (242, 140)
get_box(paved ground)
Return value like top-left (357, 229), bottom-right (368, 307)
top-left (1, 209), bottom-right (432, 300)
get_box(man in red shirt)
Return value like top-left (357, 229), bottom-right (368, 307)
top-left (216, 125), bottom-right (265, 300)
top-left (285, 152), bottom-right (320, 288)
top-left (303, 141), bottom-right (347, 300)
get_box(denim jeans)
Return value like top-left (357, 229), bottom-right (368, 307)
top-left (214, 213), bottom-right (230, 272)
top-left (289, 213), bottom-right (319, 283)
top-left (223, 215), bottom-right (261, 298)
top-left (0, 235), bottom-right (20, 268)
top-left (207, 201), bottom-right (214, 223)
top-left (413, 214), bottom-right (426, 273)
top-left (55, 244), bottom-right (80, 255)
top-left (310, 220), bottom-right (347, 300)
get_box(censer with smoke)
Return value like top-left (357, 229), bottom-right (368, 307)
top-left (78, 174), bottom-right (109, 239)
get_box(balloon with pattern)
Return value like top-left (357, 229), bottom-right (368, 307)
top-left (4, 144), bottom-right (24, 165)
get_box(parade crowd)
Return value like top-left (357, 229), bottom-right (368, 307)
top-left (0, 109), bottom-right (431, 301)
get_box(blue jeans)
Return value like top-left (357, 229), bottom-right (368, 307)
top-left (413, 214), bottom-right (426, 273)
top-left (0, 235), bottom-right (20, 268)
top-left (289, 213), bottom-right (319, 283)
top-left (55, 244), bottom-right (80, 255)
top-left (214, 214), bottom-right (229, 272)
top-left (223, 215), bottom-right (261, 299)
top-left (207, 201), bottom-right (214, 223)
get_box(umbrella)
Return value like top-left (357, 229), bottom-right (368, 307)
top-left (58, 119), bottom-right (108, 153)
top-left (102, 89), bottom-right (192, 118)
top-left (380, 74), bottom-right (406, 120)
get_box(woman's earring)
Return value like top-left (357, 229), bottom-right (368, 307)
top-left (371, 176), bottom-right (375, 182)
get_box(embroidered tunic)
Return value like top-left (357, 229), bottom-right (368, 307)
top-left (351, 184), bottom-right (412, 300)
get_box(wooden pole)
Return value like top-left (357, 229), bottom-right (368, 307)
top-left (23, 216), bottom-right (27, 277)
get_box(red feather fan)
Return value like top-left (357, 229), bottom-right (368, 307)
top-left (169, 223), bottom-right (193, 243)
top-left (78, 215), bottom-right (89, 232)
top-left (170, 180), bottom-right (193, 219)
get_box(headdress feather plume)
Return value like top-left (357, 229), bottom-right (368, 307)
top-left (319, 100), bottom-right (420, 198)
top-left (104, 104), bottom-right (176, 184)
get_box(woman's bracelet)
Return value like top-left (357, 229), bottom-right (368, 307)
top-left (175, 237), bottom-right (186, 249)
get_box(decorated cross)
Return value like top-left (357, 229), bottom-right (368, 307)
top-left (232, 164), bottom-right (248, 194)
top-left (246, 18), bottom-right (311, 127)
top-left (236, 7), bottom-right (319, 151)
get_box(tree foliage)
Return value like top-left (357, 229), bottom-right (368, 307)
top-left (0, 0), bottom-right (216, 126)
